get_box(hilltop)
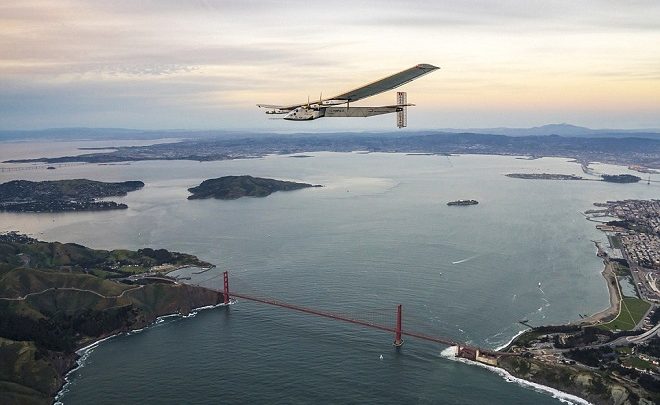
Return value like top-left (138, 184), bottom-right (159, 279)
top-left (187, 175), bottom-right (322, 200)
top-left (0, 179), bottom-right (144, 212)
top-left (1, 124), bottom-right (659, 142)
top-left (0, 233), bottom-right (221, 405)
top-left (6, 132), bottom-right (660, 170)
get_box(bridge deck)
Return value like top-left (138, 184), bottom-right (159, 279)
top-left (230, 291), bottom-right (463, 348)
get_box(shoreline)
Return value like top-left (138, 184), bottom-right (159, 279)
top-left (481, 246), bottom-right (619, 403)
top-left (51, 249), bottom-right (621, 405)
top-left (572, 258), bottom-right (621, 327)
top-left (496, 257), bottom-right (619, 348)
top-left (494, 328), bottom-right (528, 352)
top-left (441, 347), bottom-right (593, 405)
top-left (53, 300), bottom-right (232, 404)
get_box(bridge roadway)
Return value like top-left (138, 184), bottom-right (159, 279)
top-left (226, 291), bottom-right (512, 356)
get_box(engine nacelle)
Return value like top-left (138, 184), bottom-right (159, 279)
top-left (265, 109), bottom-right (286, 114)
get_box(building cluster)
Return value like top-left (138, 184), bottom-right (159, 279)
top-left (620, 233), bottom-right (660, 269)
top-left (606, 199), bottom-right (660, 235)
top-left (604, 199), bottom-right (660, 269)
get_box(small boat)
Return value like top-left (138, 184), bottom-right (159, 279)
top-left (447, 199), bottom-right (478, 206)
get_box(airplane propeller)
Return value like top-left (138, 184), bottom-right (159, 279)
top-left (307, 92), bottom-right (323, 110)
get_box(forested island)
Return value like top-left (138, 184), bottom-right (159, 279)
top-left (0, 179), bottom-right (144, 212)
top-left (0, 233), bottom-right (221, 404)
top-left (601, 174), bottom-right (641, 183)
top-left (187, 175), bottom-right (322, 200)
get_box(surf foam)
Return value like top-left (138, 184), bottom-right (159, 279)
top-left (440, 346), bottom-right (593, 405)
top-left (54, 300), bottom-right (233, 404)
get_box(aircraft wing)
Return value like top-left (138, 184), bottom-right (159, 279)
top-left (257, 63), bottom-right (439, 110)
top-left (328, 63), bottom-right (439, 103)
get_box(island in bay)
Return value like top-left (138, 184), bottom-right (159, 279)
top-left (187, 175), bottom-right (322, 200)
top-left (447, 199), bottom-right (479, 206)
top-left (506, 173), bottom-right (585, 180)
top-left (0, 232), bottom-right (221, 405)
top-left (506, 173), bottom-right (642, 183)
top-left (0, 179), bottom-right (144, 212)
top-left (601, 174), bottom-right (642, 183)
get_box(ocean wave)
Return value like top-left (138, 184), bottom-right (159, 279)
top-left (440, 346), bottom-right (592, 405)
top-left (494, 329), bottom-right (527, 351)
top-left (54, 333), bottom-right (121, 404)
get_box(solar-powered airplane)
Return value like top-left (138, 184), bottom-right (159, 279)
top-left (257, 64), bottom-right (439, 128)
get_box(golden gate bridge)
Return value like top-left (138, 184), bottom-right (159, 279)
top-left (196, 271), bottom-right (513, 361)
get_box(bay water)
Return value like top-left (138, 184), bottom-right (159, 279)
top-left (1, 143), bottom-right (658, 404)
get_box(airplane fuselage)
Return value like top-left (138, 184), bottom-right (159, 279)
top-left (283, 105), bottom-right (403, 121)
top-left (283, 106), bottom-right (323, 121)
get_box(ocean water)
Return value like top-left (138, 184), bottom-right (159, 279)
top-left (1, 144), bottom-right (658, 404)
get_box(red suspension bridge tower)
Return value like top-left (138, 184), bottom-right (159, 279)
top-left (221, 271), bottom-right (405, 347)
top-left (223, 271), bottom-right (230, 305)
top-left (393, 304), bottom-right (403, 347)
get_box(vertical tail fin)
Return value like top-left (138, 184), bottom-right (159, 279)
top-left (396, 92), bottom-right (407, 128)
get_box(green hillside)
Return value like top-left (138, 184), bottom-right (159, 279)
top-left (0, 233), bottom-right (221, 405)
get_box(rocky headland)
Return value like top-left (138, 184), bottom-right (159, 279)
top-left (0, 233), bottom-right (222, 405)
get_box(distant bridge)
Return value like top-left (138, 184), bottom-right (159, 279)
top-left (0, 163), bottom-right (87, 172)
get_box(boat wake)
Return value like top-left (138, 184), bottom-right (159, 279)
top-left (452, 254), bottom-right (479, 265)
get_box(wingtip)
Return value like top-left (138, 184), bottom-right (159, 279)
top-left (417, 63), bottom-right (440, 70)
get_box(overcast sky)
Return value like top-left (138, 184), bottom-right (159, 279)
top-left (1, 0), bottom-right (659, 131)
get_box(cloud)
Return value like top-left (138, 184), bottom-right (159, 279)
top-left (1, 0), bottom-right (659, 129)
top-left (352, 1), bottom-right (660, 33)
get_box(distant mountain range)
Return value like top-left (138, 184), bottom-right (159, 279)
top-left (1, 124), bottom-right (659, 142)
top-left (435, 123), bottom-right (660, 138)
top-left (7, 130), bottom-right (660, 169)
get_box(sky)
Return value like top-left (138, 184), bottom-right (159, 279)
top-left (1, 0), bottom-right (660, 131)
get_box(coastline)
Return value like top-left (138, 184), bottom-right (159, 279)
top-left (3, 152), bottom-right (654, 404)
top-left (572, 258), bottom-right (621, 327)
top-left (493, 256), bottom-right (619, 348)
top-left (51, 234), bottom-right (623, 405)
top-left (54, 300), bottom-right (232, 404)
top-left (494, 328), bottom-right (528, 352)
top-left (480, 247), bottom-right (621, 404)
top-left (441, 347), bottom-right (593, 405)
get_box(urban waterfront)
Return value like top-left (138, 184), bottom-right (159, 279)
top-left (1, 144), bottom-right (658, 404)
